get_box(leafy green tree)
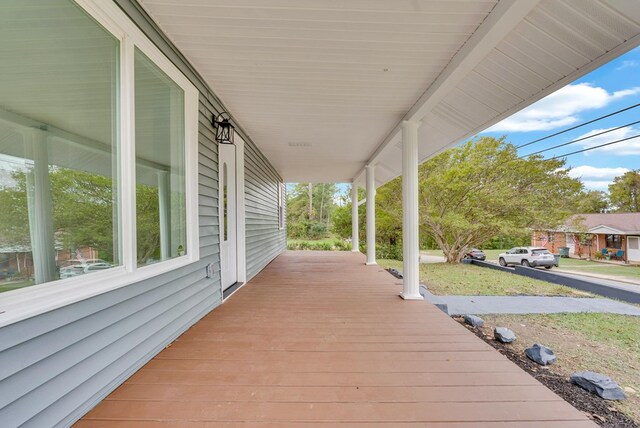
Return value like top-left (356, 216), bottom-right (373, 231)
top-left (416, 137), bottom-right (581, 262)
top-left (0, 168), bottom-right (162, 265)
top-left (286, 182), bottom-right (339, 239)
top-left (574, 189), bottom-right (609, 213)
top-left (609, 170), bottom-right (640, 212)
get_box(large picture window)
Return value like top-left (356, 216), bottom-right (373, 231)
top-left (0, 0), bottom-right (198, 304)
top-left (135, 49), bottom-right (186, 267)
top-left (0, 0), bottom-right (120, 292)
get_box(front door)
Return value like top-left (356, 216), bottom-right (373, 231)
top-left (566, 233), bottom-right (575, 255)
top-left (628, 236), bottom-right (640, 262)
top-left (219, 144), bottom-right (237, 290)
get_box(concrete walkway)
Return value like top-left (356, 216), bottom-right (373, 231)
top-left (420, 286), bottom-right (640, 317)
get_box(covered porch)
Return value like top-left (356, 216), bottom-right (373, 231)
top-left (79, 251), bottom-right (593, 427)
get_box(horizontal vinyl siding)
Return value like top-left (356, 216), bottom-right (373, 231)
top-left (0, 1), bottom-right (286, 426)
top-left (0, 95), bottom-right (222, 428)
top-left (245, 139), bottom-right (287, 281)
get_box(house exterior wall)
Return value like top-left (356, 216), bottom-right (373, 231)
top-left (532, 231), bottom-right (624, 260)
top-left (531, 231), bottom-right (567, 253)
top-left (0, 1), bottom-right (285, 426)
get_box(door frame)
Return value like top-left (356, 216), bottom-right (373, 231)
top-left (220, 135), bottom-right (246, 302)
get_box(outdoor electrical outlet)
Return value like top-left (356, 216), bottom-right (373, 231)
top-left (205, 263), bottom-right (214, 279)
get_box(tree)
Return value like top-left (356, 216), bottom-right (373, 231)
top-left (286, 182), bottom-right (339, 239)
top-left (416, 137), bottom-right (582, 263)
top-left (0, 168), bottom-right (163, 265)
top-left (574, 189), bottom-right (609, 213)
top-left (609, 170), bottom-right (640, 212)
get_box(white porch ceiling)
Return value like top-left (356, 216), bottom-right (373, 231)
top-left (138, 0), bottom-right (640, 186)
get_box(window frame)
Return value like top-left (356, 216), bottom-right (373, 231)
top-left (0, 0), bottom-right (200, 327)
top-left (278, 183), bottom-right (285, 230)
top-left (605, 234), bottom-right (622, 249)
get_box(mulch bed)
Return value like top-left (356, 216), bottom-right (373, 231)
top-left (455, 318), bottom-right (638, 428)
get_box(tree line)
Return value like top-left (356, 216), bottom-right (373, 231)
top-left (287, 137), bottom-right (640, 263)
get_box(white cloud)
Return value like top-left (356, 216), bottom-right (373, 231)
top-left (617, 60), bottom-right (640, 71)
top-left (567, 165), bottom-right (630, 191)
top-left (582, 180), bottom-right (614, 191)
top-left (568, 165), bottom-right (630, 179)
top-left (574, 126), bottom-right (640, 155)
top-left (486, 83), bottom-right (640, 133)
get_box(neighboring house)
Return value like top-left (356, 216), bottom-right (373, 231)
top-left (532, 213), bottom-right (640, 263)
top-left (0, 0), bottom-right (638, 426)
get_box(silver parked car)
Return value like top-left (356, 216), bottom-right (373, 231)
top-left (498, 247), bottom-right (556, 269)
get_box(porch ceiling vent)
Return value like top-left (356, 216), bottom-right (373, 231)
top-left (212, 111), bottom-right (234, 145)
top-left (288, 142), bottom-right (312, 147)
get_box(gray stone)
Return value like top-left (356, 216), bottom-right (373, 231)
top-left (463, 315), bottom-right (484, 328)
top-left (525, 344), bottom-right (557, 365)
top-left (571, 371), bottom-right (627, 401)
top-left (387, 268), bottom-right (403, 279)
top-left (494, 327), bottom-right (516, 343)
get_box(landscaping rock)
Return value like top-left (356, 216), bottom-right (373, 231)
top-left (494, 327), bottom-right (516, 343)
top-left (463, 315), bottom-right (484, 328)
top-left (387, 268), bottom-right (403, 279)
top-left (570, 371), bottom-right (627, 401)
top-left (525, 344), bottom-right (557, 366)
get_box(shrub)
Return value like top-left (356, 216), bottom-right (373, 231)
top-left (376, 244), bottom-right (403, 261)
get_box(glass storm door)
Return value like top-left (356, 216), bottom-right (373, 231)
top-left (219, 144), bottom-right (237, 290)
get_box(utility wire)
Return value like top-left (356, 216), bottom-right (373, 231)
top-left (515, 102), bottom-right (640, 150)
top-left (546, 134), bottom-right (640, 160)
top-left (521, 119), bottom-right (640, 157)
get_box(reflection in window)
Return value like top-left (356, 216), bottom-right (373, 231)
top-left (135, 48), bottom-right (186, 266)
top-left (0, 0), bottom-right (119, 293)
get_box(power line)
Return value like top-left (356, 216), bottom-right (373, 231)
top-left (515, 102), bottom-right (640, 150)
top-left (521, 119), bottom-right (640, 157)
top-left (546, 133), bottom-right (640, 160)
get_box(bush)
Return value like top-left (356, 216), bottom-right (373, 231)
top-left (287, 238), bottom-right (352, 251)
top-left (377, 244), bottom-right (403, 261)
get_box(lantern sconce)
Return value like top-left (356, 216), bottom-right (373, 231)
top-left (212, 111), bottom-right (235, 145)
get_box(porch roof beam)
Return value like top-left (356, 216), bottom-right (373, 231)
top-left (353, 0), bottom-right (539, 184)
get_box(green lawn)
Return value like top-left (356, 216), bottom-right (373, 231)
top-left (0, 280), bottom-right (35, 293)
top-left (479, 313), bottom-right (640, 423)
top-left (378, 259), bottom-right (592, 297)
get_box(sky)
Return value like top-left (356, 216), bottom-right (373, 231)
top-left (480, 46), bottom-right (640, 192)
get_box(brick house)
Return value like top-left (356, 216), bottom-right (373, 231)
top-left (532, 213), bottom-right (640, 263)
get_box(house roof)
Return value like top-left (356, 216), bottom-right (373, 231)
top-left (566, 213), bottom-right (640, 235)
top-left (137, 0), bottom-right (640, 186)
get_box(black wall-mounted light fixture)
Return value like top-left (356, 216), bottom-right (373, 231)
top-left (212, 111), bottom-right (235, 145)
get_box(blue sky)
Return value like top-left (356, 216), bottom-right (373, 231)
top-left (480, 46), bottom-right (640, 192)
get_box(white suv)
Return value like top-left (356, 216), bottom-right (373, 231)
top-left (498, 247), bottom-right (556, 269)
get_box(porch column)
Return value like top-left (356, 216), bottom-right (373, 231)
top-left (26, 130), bottom-right (57, 284)
top-left (157, 170), bottom-right (171, 260)
top-left (400, 120), bottom-right (423, 300)
top-left (365, 164), bottom-right (376, 265)
top-left (351, 184), bottom-right (359, 252)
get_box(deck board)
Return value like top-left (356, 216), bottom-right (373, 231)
top-left (78, 251), bottom-right (595, 427)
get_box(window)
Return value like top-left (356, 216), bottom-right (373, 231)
top-left (135, 48), bottom-right (186, 266)
top-left (0, 0), bottom-right (120, 291)
top-left (547, 232), bottom-right (555, 242)
top-left (278, 183), bottom-right (285, 229)
top-left (222, 162), bottom-right (228, 242)
top-left (0, 0), bottom-right (198, 307)
top-left (605, 234), bottom-right (622, 249)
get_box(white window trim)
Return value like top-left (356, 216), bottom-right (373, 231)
top-left (0, 0), bottom-right (200, 328)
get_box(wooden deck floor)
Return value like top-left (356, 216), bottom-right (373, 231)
top-left (78, 251), bottom-right (595, 427)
